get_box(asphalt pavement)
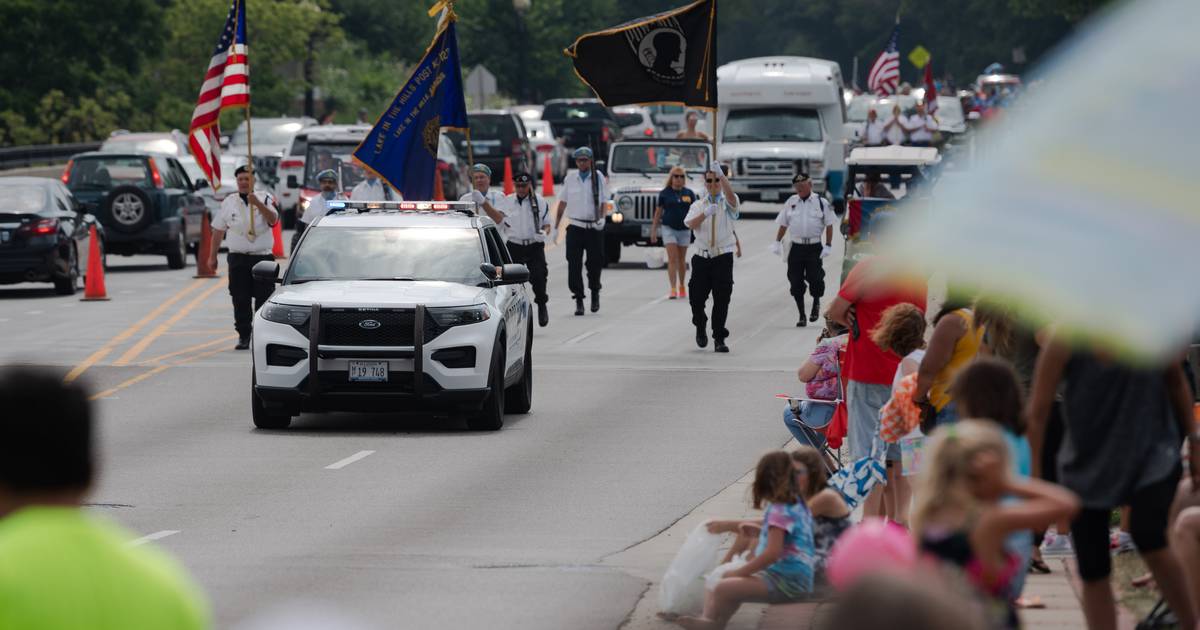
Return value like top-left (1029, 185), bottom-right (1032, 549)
top-left (0, 201), bottom-right (839, 629)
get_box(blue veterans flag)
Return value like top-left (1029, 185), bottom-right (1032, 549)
top-left (354, 20), bottom-right (468, 200)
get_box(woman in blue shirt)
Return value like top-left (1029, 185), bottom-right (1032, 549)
top-left (650, 166), bottom-right (697, 299)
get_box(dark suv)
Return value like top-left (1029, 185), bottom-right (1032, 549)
top-left (447, 111), bottom-right (533, 185)
top-left (63, 152), bottom-right (206, 269)
top-left (541, 99), bottom-right (623, 168)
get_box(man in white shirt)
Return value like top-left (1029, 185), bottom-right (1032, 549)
top-left (770, 173), bottom-right (837, 327)
top-left (553, 146), bottom-right (610, 316)
top-left (207, 165), bottom-right (280, 349)
top-left (459, 163), bottom-right (505, 227)
top-left (293, 169), bottom-right (343, 252)
top-left (863, 109), bottom-right (886, 146)
top-left (906, 101), bottom-right (938, 146)
top-left (883, 104), bottom-right (907, 146)
top-left (684, 161), bottom-right (739, 353)
top-left (500, 172), bottom-right (552, 327)
top-left (350, 171), bottom-right (400, 201)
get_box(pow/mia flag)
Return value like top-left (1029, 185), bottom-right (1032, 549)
top-left (565, 0), bottom-right (717, 109)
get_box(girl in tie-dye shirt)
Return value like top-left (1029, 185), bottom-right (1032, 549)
top-left (674, 452), bottom-right (815, 630)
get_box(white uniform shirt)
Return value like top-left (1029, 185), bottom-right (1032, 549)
top-left (560, 170), bottom-right (610, 230)
top-left (907, 114), bottom-right (938, 142)
top-left (685, 193), bottom-right (738, 256)
top-left (213, 192), bottom-right (275, 255)
top-left (500, 193), bottom-right (551, 244)
top-left (883, 116), bottom-right (906, 145)
top-left (776, 194), bottom-right (835, 244)
top-left (350, 178), bottom-right (400, 201)
top-left (460, 188), bottom-right (507, 238)
top-left (864, 119), bottom-right (886, 145)
top-left (302, 193), bottom-right (346, 225)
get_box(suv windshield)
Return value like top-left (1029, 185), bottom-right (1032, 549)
top-left (100, 136), bottom-right (183, 156)
top-left (303, 142), bottom-right (366, 190)
top-left (610, 144), bottom-right (710, 174)
top-left (467, 114), bottom-right (518, 142)
top-left (0, 185), bottom-right (49, 214)
top-left (723, 108), bottom-right (822, 143)
top-left (231, 121), bottom-right (305, 147)
top-left (68, 156), bottom-right (151, 190)
top-left (289, 227), bottom-right (486, 284)
top-left (542, 102), bottom-right (609, 120)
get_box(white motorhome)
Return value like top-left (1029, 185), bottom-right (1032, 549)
top-left (716, 56), bottom-right (848, 210)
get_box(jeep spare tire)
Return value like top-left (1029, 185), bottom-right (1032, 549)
top-left (102, 185), bottom-right (154, 234)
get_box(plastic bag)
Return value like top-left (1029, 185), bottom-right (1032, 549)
top-left (644, 247), bottom-right (667, 269)
top-left (658, 522), bottom-right (724, 615)
top-left (705, 551), bottom-right (750, 592)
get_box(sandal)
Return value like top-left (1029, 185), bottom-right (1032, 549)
top-left (1028, 558), bottom-right (1052, 574)
top-left (1016, 596), bottom-right (1046, 609)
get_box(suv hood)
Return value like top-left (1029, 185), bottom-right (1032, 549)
top-left (610, 174), bottom-right (705, 195)
top-left (272, 280), bottom-right (488, 309)
top-left (718, 141), bottom-right (825, 160)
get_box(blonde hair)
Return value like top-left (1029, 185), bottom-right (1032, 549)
top-left (664, 165), bottom-right (687, 189)
top-left (910, 420), bottom-right (1010, 536)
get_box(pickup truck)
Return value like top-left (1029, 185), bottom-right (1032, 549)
top-left (540, 98), bottom-right (623, 168)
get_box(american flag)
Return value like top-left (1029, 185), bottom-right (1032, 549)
top-left (867, 23), bottom-right (900, 97)
top-left (187, 0), bottom-right (248, 190)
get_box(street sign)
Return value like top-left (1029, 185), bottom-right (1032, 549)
top-left (465, 65), bottom-right (497, 109)
top-left (907, 45), bottom-right (930, 69)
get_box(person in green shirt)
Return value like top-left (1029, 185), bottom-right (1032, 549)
top-left (0, 368), bottom-right (210, 629)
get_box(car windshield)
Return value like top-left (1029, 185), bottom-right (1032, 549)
top-left (231, 121), bottom-right (305, 147)
top-left (723, 108), bottom-right (822, 142)
top-left (303, 142), bottom-right (365, 190)
top-left (933, 97), bottom-right (965, 127)
top-left (100, 136), bottom-right (182, 156)
top-left (613, 113), bottom-right (644, 127)
top-left (0, 185), bottom-right (49, 214)
top-left (542, 102), bottom-right (608, 120)
top-left (609, 144), bottom-right (710, 173)
top-left (467, 115), bottom-right (517, 142)
top-left (289, 227), bottom-right (486, 284)
top-left (68, 157), bottom-right (151, 189)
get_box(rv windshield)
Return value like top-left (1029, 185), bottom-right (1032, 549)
top-left (723, 108), bottom-right (822, 143)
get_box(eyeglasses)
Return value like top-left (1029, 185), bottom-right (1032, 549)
top-left (671, 174), bottom-right (685, 179)
top-left (704, 179), bottom-right (718, 184)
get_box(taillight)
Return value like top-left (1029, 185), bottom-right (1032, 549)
top-left (601, 127), bottom-right (611, 143)
top-left (147, 159), bottom-right (164, 189)
top-left (60, 159), bottom-right (73, 185)
top-left (643, 128), bottom-right (654, 137)
top-left (279, 159), bottom-right (303, 169)
top-left (17, 218), bottom-right (58, 237)
top-left (536, 145), bottom-right (553, 153)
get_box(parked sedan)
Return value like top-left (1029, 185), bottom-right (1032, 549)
top-left (0, 177), bottom-right (103, 294)
top-left (612, 105), bottom-right (657, 139)
top-left (525, 120), bottom-right (567, 184)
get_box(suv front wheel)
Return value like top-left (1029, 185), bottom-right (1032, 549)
top-left (251, 372), bottom-right (293, 429)
top-left (467, 346), bottom-right (505, 431)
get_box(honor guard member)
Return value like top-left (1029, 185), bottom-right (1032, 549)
top-left (350, 170), bottom-right (400, 201)
top-left (460, 163), bottom-right (506, 228)
top-left (500, 172), bottom-right (552, 327)
top-left (684, 161), bottom-right (739, 353)
top-left (554, 146), bottom-right (610, 316)
top-left (771, 172), bottom-right (836, 327)
top-left (293, 169), bottom-right (343, 252)
top-left (208, 165), bottom-right (280, 350)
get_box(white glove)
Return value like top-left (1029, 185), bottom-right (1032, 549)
top-left (769, 241), bottom-right (783, 256)
top-left (471, 190), bottom-right (486, 206)
top-left (704, 204), bottom-right (719, 217)
top-left (821, 244), bottom-right (832, 258)
top-left (709, 160), bottom-right (724, 176)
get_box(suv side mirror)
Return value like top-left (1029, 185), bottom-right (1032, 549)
top-left (498, 263), bottom-right (529, 285)
top-left (193, 179), bottom-right (210, 191)
top-left (252, 260), bottom-right (281, 283)
top-left (287, 175), bottom-right (299, 189)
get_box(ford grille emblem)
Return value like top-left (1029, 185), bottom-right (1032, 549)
top-left (358, 319), bottom-right (381, 330)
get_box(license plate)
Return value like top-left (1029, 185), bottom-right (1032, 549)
top-left (349, 361), bottom-right (388, 382)
top-left (760, 190), bottom-right (781, 202)
top-left (475, 145), bottom-right (492, 155)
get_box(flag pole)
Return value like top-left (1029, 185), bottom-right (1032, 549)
top-left (239, 0), bottom-right (256, 227)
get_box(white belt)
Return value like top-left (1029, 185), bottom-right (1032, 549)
top-left (791, 237), bottom-right (822, 245)
top-left (693, 245), bottom-right (736, 258)
top-left (568, 218), bottom-right (603, 228)
top-left (507, 237), bottom-right (543, 246)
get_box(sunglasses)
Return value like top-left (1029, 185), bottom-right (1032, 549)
top-left (515, 181), bottom-right (531, 186)
top-left (671, 174), bottom-right (685, 179)
top-left (704, 179), bottom-right (718, 184)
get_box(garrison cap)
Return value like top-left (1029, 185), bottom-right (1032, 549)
top-left (792, 172), bottom-right (811, 184)
top-left (513, 173), bottom-right (532, 185)
top-left (316, 169), bottom-right (338, 182)
top-left (572, 146), bottom-right (593, 159)
top-left (471, 163), bottom-right (492, 177)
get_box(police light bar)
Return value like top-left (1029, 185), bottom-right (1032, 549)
top-left (325, 200), bottom-right (476, 216)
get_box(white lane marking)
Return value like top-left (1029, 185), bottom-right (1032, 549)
top-left (564, 330), bottom-right (601, 345)
top-left (325, 450), bottom-right (375, 470)
top-left (26, 310), bottom-right (43, 315)
top-left (128, 530), bottom-right (180, 546)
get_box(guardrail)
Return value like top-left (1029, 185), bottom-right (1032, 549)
top-left (0, 142), bottom-right (101, 170)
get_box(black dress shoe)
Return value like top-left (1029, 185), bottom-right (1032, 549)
top-left (714, 340), bottom-right (729, 353)
top-left (537, 303), bottom-right (549, 327)
top-left (796, 318), bottom-right (807, 328)
top-left (574, 299), bottom-right (584, 316)
top-left (695, 327), bottom-right (708, 349)
top-left (810, 300), bottom-right (821, 323)
top-left (590, 293), bottom-right (600, 313)
top-left (235, 336), bottom-right (250, 350)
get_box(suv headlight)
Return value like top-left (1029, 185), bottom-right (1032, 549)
top-left (261, 302), bottom-right (311, 326)
top-left (617, 195), bottom-right (634, 212)
top-left (809, 159), bottom-right (826, 175)
top-left (428, 304), bottom-right (490, 328)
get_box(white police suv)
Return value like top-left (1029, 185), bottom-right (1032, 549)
top-left (248, 200), bottom-right (533, 430)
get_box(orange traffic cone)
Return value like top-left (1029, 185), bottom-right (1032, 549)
top-left (81, 224), bottom-right (109, 301)
top-left (433, 171), bottom-right (446, 201)
top-left (503, 157), bottom-right (514, 195)
top-left (542, 154), bottom-right (555, 197)
top-left (271, 219), bottom-right (286, 259)
top-left (193, 212), bottom-right (218, 278)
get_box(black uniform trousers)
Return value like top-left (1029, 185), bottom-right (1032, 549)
top-left (507, 241), bottom-right (549, 305)
top-left (228, 252), bottom-right (276, 339)
top-left (565, 224), bottom-right (603, 300)
top-left (689, 252), bottom-right (734, 341)
top-left (787, 242), bottom-right (825, 307)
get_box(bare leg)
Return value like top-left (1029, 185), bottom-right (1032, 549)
top-left (1172, 507), bottom-right (1200, 613)
top-left (666, 245), bottom-right (679, 292)
top-left (863, 484), bottom-right (885, 519)
top-left (892, 468), bottom-right (912, 527)
top-left (675, 576), bottom-right (772, 630)
top-left (882, 469), bottom-right (896, 522)
top-left (1141, 546), bottom-right (1198, 628)
top-left (672, 245), bottom-right (687, 291)
top-left (1078, 578), bottom-right (1118, 630)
